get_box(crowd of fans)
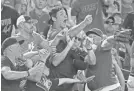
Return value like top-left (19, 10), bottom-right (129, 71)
top-left (1, 0), bottom-right (134, 91)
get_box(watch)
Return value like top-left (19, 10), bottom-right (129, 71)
top-left (87, 46), bottom-right (92, 50)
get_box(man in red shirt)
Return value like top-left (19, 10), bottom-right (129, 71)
top-left (71, 0), bottom-right (106, 34)
top-left (85, 28), bottom-right (127, 91)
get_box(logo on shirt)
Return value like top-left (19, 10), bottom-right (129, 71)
top-left (1, 18), bottom-right (12, 34)
top-left (82, 3), bottom-right (98, 13)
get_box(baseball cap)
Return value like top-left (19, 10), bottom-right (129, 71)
top-left (1, 37), bottom-right (24, 54)
top-left (86, 28), bottom-right (103, 37)
top-left (16, 15), bottom-right (37, 26)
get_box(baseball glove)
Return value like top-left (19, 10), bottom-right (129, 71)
top-left (114, 29), bottom-right (131, 43)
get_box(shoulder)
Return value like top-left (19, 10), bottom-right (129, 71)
top-left (1, 56), bottom-right (11, 68)
top-left (4, 5), bottom-right (17, 13)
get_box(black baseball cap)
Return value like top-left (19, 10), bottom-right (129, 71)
top-left (1, 37), bottom-right (24, 54)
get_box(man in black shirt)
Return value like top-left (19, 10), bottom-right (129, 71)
top-left (1, 37), bottom-right (43, 91)
top-left (1, 0), bottom-right (19, 44)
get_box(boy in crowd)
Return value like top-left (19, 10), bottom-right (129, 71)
top-left (47, 6), bottom-right (95, 91)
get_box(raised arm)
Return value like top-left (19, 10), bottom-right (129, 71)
top-left (101, 29), bottom-right (131, 50)
top-left (68, 15), bottom-right (92, 38)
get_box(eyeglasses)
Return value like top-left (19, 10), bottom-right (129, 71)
top-left (24, 19), bottom-right (38, 25)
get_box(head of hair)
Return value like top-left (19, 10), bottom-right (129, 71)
top-left (48, 6), bottom-right (68, 25)
top-left (114, 1), bottom-right (120, 11)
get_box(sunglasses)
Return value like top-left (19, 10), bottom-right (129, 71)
top-left (75, 37), bottom-right (82, 41)
top-left (24, 19), bottom-right (38, 25)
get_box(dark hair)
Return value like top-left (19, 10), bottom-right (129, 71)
top-left (48, 7), bottom-right (68, 25)
top-left (105, 16), bottom-right (115, 24)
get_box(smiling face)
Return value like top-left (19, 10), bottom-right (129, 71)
top-left (56, 8), bottom-right (68, 29)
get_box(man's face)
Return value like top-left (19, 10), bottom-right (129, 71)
top-left (88, 34), bottom-right (102, 45)
top-left (35, 0), bottom-right (47, 9)
top-left (56, 9), bottom-right (67, 28)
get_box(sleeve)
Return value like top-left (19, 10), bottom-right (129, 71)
top-left (71, 1), bottom-right (80, 17)
top-left (1, 57), bottom-right (11, 68)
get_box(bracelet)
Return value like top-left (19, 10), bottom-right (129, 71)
top-left (27, 70), bottom-right (30, 77)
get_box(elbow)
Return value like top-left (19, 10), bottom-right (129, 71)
top-left (52, 60), bottom-right (59, 67)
